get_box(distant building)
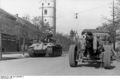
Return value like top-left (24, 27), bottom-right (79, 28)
top-left (41, 0), bottom-right (54, 27)
top-left (82, 29), bottom-right (110, 43)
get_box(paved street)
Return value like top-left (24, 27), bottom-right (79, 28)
top-left (0, 53), bottom-right (120, 76)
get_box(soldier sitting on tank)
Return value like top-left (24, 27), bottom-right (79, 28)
top-left (41, 29), bottom-right (53, 43)
top-left (46, 29), bottom-right (56, 44)
top-left (46, 33), bottom-right (53, 42)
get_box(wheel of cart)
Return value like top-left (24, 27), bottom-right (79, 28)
top-left (69, 45), bottom-right (79, 67)
top-left (102, 46), bottom-right (112, 69)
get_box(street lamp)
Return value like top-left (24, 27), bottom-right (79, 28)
top-left (75, 12), bottom-right (79, 19)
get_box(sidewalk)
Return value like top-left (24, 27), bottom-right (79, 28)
top-left (3, 53), bottom-right (28, 57)
top-left (1, 53), bottom-right (29, 61)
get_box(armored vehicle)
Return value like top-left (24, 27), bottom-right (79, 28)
top-left (28, 30), bottom-right (62, 57)
top-left (28, 41), bottom-right (62, 57)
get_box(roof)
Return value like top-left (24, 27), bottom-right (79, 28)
top-left (0, 8), bottom-right (40, 39)
top-left (0, 8), bottom-right (16, 21)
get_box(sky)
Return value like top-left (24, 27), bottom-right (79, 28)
top-left (0, 0), bottom-right (113, 35)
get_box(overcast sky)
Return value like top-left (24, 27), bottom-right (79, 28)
top-left (1, 0), bottom-right (112, 35)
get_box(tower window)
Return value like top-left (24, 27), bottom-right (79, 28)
top-left (48, 3), bottom-right (50, 5)
top-left (45, 19), bottom-right (47, 21)
top-left (44, 9), bottom-right (47, 15)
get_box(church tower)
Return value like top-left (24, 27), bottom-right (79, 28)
top-left (40, 0), bottom-right (56, 35)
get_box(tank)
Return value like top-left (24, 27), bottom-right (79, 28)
top-left (28, 31), bottom-right (62, 57)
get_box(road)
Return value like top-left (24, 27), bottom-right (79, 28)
top-left (0, 53), bottom-right (120, 76)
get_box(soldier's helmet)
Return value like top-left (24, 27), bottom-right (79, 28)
top-left (87, 32), bottom-right (93, 36)
top-left (86, 32), bottom-right (93, 41)
top-left (44, 28), bottom-right (53, 39)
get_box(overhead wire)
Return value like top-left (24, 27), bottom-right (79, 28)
top-left (76, 2), bottom-right (112, 14)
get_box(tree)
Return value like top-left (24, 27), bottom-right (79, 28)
top-left (55, 33), bottom-right (74, 51)
top-left (110, 0), bottom-right (120, 49)
top-left (32, 16), bottom-right (50, 32)
top-left (70, 30), bottom-right (76, 39)
top-left (32, 16), bottom-right (42, 29)
top-left (69, 29), bottom-right (79, 42)
top-left (22, 14), bottom-right (31, 21)
top-left (97, 0), bottom-right (120, 49)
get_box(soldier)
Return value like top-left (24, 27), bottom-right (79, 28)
top-left (45, 29), bottom-right (53, 43)
top-left (96, 36), bottom-right (104, 56)
top-left (84, 32), bottom-right (94, 57)
top-left (80, 33), bottom-right (86, 51)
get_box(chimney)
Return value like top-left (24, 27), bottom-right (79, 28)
top-left (15, 14), bottom-right (19, 21)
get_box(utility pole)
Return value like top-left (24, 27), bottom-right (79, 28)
top-left (53, 0), bottom-right (56, 35)
top-left (0, 0), bottom-right (2, 60)
top-left (42, 3), bottom-right (44, 28)
top-left (112, 0), bottom-right (116, 50)
top-left (0, 34), bottom-right (2, 60)
top-left (75, 13), bottom-right (79, 19)
top-left (0, 0), bottom-right (2, 8)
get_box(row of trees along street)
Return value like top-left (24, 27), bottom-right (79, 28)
top-left (19, 15), bottom-right (75, 51)
top-left (96, 0), bottom-right (120, 50)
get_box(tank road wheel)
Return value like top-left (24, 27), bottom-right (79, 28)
top-left (38, 54), bottom-right (46, 57)
top-left (58, 47), bottom-right (62, 56)
top-left (47, 45), bottom-right (62, 57)
top-left (37, 53), bottom-right (46, 57)
top-left (103, 48), bottom-right (111, 69)
top-left (54, 45), bottom-right (62, 57)
top-left (28, 48), bottom-right (35, 57)
top-left (47, 47), bottom-right (53, 57)
top-left (69, 45), bottom-right (78, 67)
top-left (40, 53), bottom-right (46, 57)
top-left (37, 50), bottom-right (46, 57)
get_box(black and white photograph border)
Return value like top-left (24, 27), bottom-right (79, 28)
top-left (0, 0), bottom-right (120, 76)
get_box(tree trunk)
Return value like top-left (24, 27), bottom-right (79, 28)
top-left (0, 36), bottom-right (2, 60)
top-left (113, 32), bottom-right (116, 50)
top-left (22, 38), bottom-right (25, 56)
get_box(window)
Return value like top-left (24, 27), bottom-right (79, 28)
top-left (44, 9), bottom-right (47, 15)
top-left (45, 19), bottom-right (47, 21)
top-left (48, 3), bottom-right (50, 5)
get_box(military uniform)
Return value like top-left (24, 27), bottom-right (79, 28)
top-left (84, 32), bottom-right (94, 57)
